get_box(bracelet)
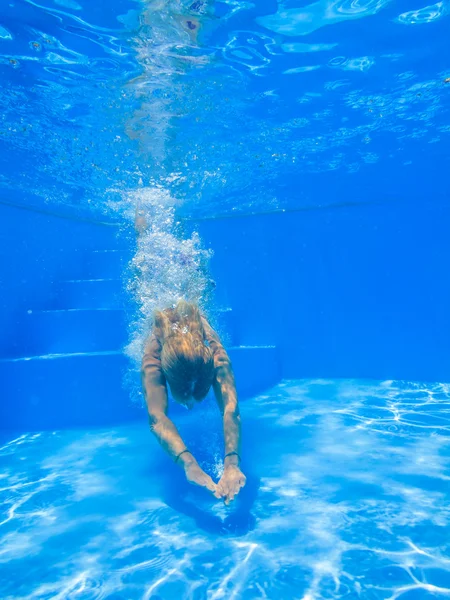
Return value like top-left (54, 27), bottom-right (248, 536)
top-left (175, 449), bottom-right (191, 463)
top-left (224, 451), bottom-right (241, 463)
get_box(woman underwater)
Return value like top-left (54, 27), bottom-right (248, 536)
top-left (141, 300), bottom-right (246, 505)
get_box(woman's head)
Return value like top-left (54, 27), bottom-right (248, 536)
top-left (154, 301), bottom-right (214, 407)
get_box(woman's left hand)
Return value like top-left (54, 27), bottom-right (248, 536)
top-left (217, 465), bottom-right (246, 505)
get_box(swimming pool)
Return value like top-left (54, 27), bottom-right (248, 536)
top-left (1, 379), bottom-right (449, 598)
top-left (1, 0), bottom-right (450, 598)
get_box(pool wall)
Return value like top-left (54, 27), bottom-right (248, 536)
top-left (0, 203), bottom-right (120, 357)
top-left (0, 202), bottom-right (136, 431)
top-left (198, 198), bottom-right (450, 383)
top-left (1, 196), bottom-right (449, 433)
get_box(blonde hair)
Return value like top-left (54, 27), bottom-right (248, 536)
top-left (154, 300), bottom-right (214, 402)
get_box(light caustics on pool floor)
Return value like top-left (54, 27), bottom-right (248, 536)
top-left (0, 379), bottom-right (449, 599)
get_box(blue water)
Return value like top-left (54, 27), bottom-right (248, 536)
top-left (1, 0), bottom-right (450, 597)
top-left (1, 0), bottom-right (449, 218)
top-left (1, 379), bottom-right (449, 598)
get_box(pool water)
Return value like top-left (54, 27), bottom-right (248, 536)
top-left (1, 0), bottom-right (449, 597)
top-left (2, 379), bottom-right (449, 599)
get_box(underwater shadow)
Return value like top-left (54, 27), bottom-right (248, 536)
top-left (144, 457), bottom-right (259, 537)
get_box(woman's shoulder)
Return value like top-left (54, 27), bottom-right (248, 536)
top-left (143, 332), bottom-right (162, 363)
top-left (201, 315), bottom-right (224, 347)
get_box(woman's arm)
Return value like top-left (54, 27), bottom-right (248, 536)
top-left (142, 335), bottom-right (217, 494)
top-left (212, 351), bottom-right (241, 463)
top-left (202, 318), bottom-right (246, 504)
top-left (141, 335), bottom-right (186, 458)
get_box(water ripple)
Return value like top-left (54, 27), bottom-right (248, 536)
top-left (222, 30), bottom-right (280, 73)
top-left (396, 1), bottom-right (449, 24)
top-left (1, 0), bottom-right (449, 218)
top-left (0, 380), bottom-right (449, 598)
top-left (257, 0), bottom-right (392, 37)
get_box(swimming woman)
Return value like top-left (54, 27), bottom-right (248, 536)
top-left (141, 300), bottom-right (246, 505)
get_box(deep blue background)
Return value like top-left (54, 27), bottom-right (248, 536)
top-left (1, 192), bottom-right (449, 432)
top-left (0, 203), bottom-right (119, 356)
top-left (1, 0), bottom-right (450, 432)
top-left (1, 5), bottom-right (450, 598)
top-left (198, 197), bottom-right (450, 382)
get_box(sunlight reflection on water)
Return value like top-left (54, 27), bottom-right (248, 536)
top-left (0, 378), bottom-right (449, 599)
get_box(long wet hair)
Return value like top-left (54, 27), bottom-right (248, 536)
top-left (154, 300), bottom-right (214, 402)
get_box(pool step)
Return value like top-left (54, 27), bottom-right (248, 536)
top-left (82, 249), bottom-right (130, 280)
top-left (0, 352), bottom-right (139, 431)
top-left (51, 278), bottom-right (125, 310)
top-left (229, 345), bottom-right (280, 397)
top-left (1, 305), bottom-right (239, 360)
top-left (19, 309), bottom-right (127, 357)
top-left (0, 346), bottom-right (281, 431)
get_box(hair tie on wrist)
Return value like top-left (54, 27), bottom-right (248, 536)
top-left (224, 451), bottom-right (241, 463)
top-left (175, 449), bottom-right (191, 463)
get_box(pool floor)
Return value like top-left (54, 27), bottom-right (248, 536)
top-left (1, 379), bottom-right (449, 599)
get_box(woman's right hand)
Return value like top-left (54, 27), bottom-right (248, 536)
top-left (183, 457), bottom-right (218, 496)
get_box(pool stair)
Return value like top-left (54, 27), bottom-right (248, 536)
top-left (0, 345), bottom-right (280, 431)
top-left (0, 248), bottom-right (281, 431)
